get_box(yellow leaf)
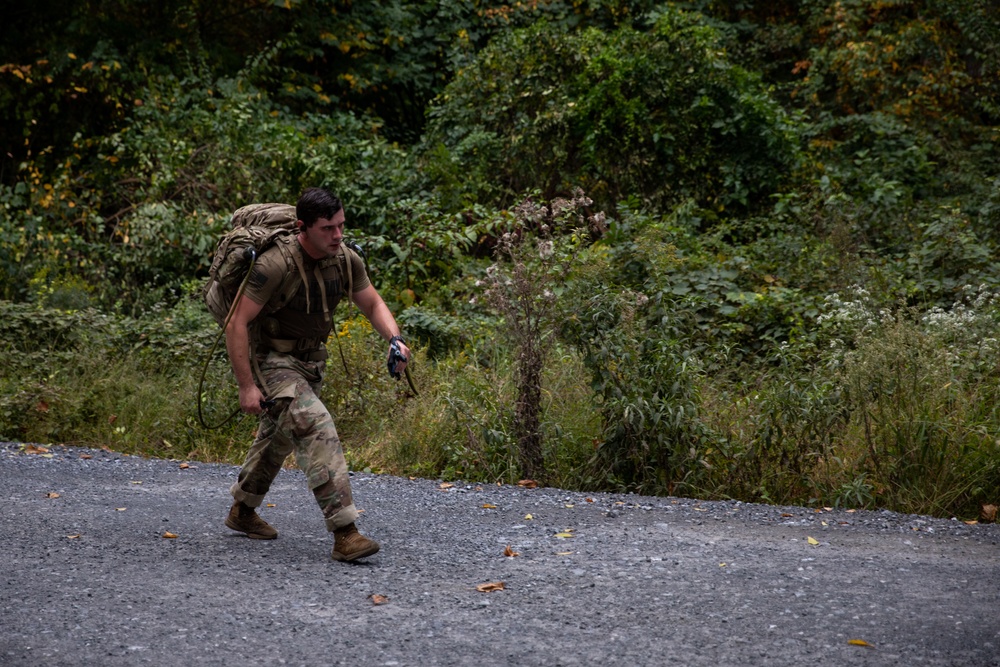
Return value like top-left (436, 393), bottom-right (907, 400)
top-left (564, 504), bottom-right (574, 508)
top-left (67, 533), bottom-right (81, 539)
top-left (719, 563), bottom-right (727, 567)
top-left (554, 531), bottom-right (574, 539)
top-left (482, 503), bottom-right (497, 509)
top-left (266, 503), bottom-right (276, 508)
top-left (439, 482), bottom-right (454, 490)
top-left (370, 594), bottom-right (389, 605)
top-left (115, 507), bottom-right (126, 511)
top-left (131, 481), bottom-right (142, 485)
top-left (46, 492), bottom-right (60, 499)
top-left (162, 531), bottom-right (178, 539)
top-left (476, 581), bottom-right (505, 593)
top-left (504, 545), bottom-right (519, 557)
top-left (524, 514), bottom-right (533, 520)
top-left (848, 639), bottom-right (872, 647)
top-left (807, 536), bottom-right (819, 546)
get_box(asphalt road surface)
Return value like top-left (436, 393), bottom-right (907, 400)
top-left (2, 442), bottom-right (998, 666)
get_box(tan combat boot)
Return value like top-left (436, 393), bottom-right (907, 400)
top-left (225, 500), bottom-right (278, 540)
top-left (331, 523), bottom-right (380, 562)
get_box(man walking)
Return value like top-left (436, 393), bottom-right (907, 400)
top-left (223, 187), bottom-right (409, 562)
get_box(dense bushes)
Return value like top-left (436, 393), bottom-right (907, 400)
top-left (422, 7), bottom-right (799, 213)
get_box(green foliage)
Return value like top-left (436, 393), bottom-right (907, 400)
top-left (423, 8), bottom-right (799, 213)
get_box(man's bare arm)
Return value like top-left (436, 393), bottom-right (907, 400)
top-left (353, 284), bottom-right (410, 375)
top-left (224, 295), bottom-right (267, 414)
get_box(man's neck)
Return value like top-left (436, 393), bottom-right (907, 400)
top-left (296, 232), bottom-right (327, 260)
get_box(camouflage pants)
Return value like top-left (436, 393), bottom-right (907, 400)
top-left (229, 351), bottom-right (358, 531)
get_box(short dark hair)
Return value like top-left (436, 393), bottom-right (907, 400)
top-left (296, 187), bottom-right (343, 228)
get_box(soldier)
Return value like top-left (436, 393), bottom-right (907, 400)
top-left (222, 187), bottom-right (409, 562)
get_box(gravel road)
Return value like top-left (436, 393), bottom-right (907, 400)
top-left (2, 441), bottom-right (998, 666)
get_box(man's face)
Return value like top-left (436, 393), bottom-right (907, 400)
top-left (300, 209), bottom-right (345, 258)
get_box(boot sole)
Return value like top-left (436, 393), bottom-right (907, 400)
top-left (225, 516), bottom-right (277, 540)
top-left (331, 543), bottom-right (380, 562)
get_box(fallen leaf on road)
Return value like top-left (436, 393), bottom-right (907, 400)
top-left (178, 462), bottom-right (191, 469)
top-left (694, 507), bottom-right (707, 512)
top-left (67, 534), bottom-right (81, 539)
top-left (46, 492), bottom-right (60, 499)
top-left (781, 513), bottom-right (794, 517)
top-left (963, 520), bottom-right (978, 525)
top-left (162, 531), bottom-right (178, 539)
top-left (524, 514), bottom-right (533, 520)
top-left (846, 509), bottom-right (856, 513)
top-left (80, 454), bottom-right (92, 460)
top-left (981, 504), bottom-right (998, 523)
top-left (115, 507), bottom-right (126, 511)
top-left (476, 582), bottom-right (505, 592)
top-left (266, 503), bottom-right (276, 508)
top-left (554, 530), bottom-right (574, 539)
top-left (482, 503), bottom-right (497, 509)
top-left (370, 594), bottom-right (389, 605)
top-left (585, 498), bottom-right (594, 503)
top-left (439, 482), bottom-right (454, 490)
top-left (504, 545), bottom-right (519, 557)
top-left (23, 444), bottom-right (50, 455)
top-left (807, 536), bottom-right (819, 546)
top-left (555, 551), bottom-right (573, 556)
top-left (848, 639), bottom-right (872, 647)
top-left (130, 481), bottom-right (142, 485)
top-left (564, 504), bottom-right (574, 508)
top-left (517, 479), bottom-right (538, 489)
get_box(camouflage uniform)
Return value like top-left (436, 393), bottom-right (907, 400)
top-left (229, 237), bottom-right (368, 531)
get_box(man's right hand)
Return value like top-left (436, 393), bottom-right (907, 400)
top-left (239, 384), bottom-right (266, 415)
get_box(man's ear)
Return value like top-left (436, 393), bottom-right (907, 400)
top-left (296, 219), bottom-right (305, 231)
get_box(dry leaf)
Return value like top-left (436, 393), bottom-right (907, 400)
top-left (439, 482), bottom-right (454, 490)
top-left (476, 581), bottom-right (505, 593)
top-left (178, 462), bottom-right (191, 469)
top-left (564, 504), bottom-right (574, 508)
top-left (67, 533), bottom-right (81, 539)
top-left (504, 545), bottom-right (520, 557)
top-left (46, 492), bottom-right (60, 499)
top-left (848, 639), bottom-right (872, 647)
top-left (162, 531), bottom-right (178, 539)
top-left (108, 415), bottom-right (118, 425)
top-left (482, 503), bottom-right (497, 509)
top-left (719, 563), bottom-right (727, 567)
top-left (517, 479), bottom-right (538, 489)
top-left (266, 503), bottom-right (276, 508)
top-left (693, 507), bottom-right (707, 512)
top-left (23, 444), bottom-right (50, 455)
top-left (823, 507), bottom-right (833, 511)
top-left (115, 507), bottom-right (126, 511)
top-left (131, 481), bottom-right (142, 485)
top-left (585, 498), bottom-right (594, 503)
top-left (963, 520), bottom-right (978, 525)
top-left (807, 536), bottom-right (819, 546)
top-left (370, 594), bottom-right (389, 605)
top-left (781, 513), bottom-right (794, 517)
top-left (846, 509), bottom-right (856, 513)
top-left (524, 513), bottom-right (534, 520)
top-left (980, 504), bottom-right (997, 523)
top-left (554, 530), bottom-right (574, 539)
top-left (35, 400), bottom-right (49, 413)
top-left (555, 551), bottom-right (573, 556)
top-left (80, 454), bottom-right (92, 460)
